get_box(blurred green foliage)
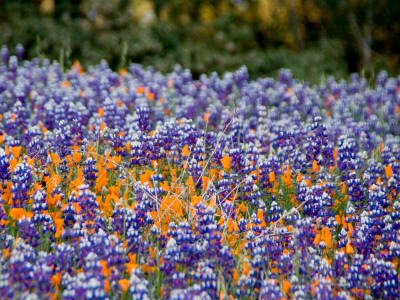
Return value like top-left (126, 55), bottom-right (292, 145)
top-left (0, 0), bottom-right (398, 83)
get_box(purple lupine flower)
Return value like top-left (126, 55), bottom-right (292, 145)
top-left (265, 200), bottom-right (282, 223)
top-left (136, 106), bottom-right (150, 132)
top-left (105, 235), bottom-right (127, 286)
top-left (15, 44), bottom-right (24, 62)
top-left (30, 252), bottom-right (54, 295)
top-left (17, 218), bottom-right (40, 248)
top-left (260, 279), bottom-right (283, 300)
top-left (160, 234), bottom-right (176, 265)
top-left (76, 184), bottom-right (101, 231)
top-left (61, 194), bottom-right (78, 239)
top-left (370, 256), bottom-right (399, 299)
top-left (62, 274), bottom-right (107, 300)
top-left (53, 120), bottom-right (73, 159)
top-left (25, 127), bottom-right (46, 164)
top-left (194, 263), bottom-right (218, 299)
top-left (236, 273), bottom-right (253, 298)
top-left (1, 45), bottom-right (9, 65)
top-left (347, 171), bottom-right (365, 210)
top-left (195, 204), bottom-right (226, 263)
top-left (126, 227), bottom-right (144, 255)
top-left (31, 190), bottom-right (47, 213)
top-left (83, 156), bottom-right (98, 188)
top-left (0, 271), bottom-right (13, 299)
top-left (336, 135), bottom-right (357, 182)
top-left (346, 254), bottom-right (371, 297)
top-left (9, 56), bottom-right (18, 75)
top-left (110, 203), bottom-right (129, 236)
top-left (313, 275), bottom-right (333, 300)
top-left (0, 147), bottom-right (10, 182)
top-left (11, 161), bottom-right (33, 208)
top-left (130, 269), bottom-right (150, 300)
top-left (9, 240), bottom-right (36, 294)
top-left (5, 101), bottom-right (29, 142)
top-left (174, 221), bottom-right (200, 268)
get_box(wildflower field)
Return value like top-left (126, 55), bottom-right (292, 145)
top-left (1, 45), bottom-right (400, 300)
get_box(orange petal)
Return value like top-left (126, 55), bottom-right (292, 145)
top-left (51, 273), bottom-right (62, 287)
top-left (191, 195), bottom-right (202, 207)
top-left (232, 269), bottom-right (238, 285)
top-left (296, 172), bottom-right (302, 182)
top-left (313, 160), bottom-right (319, 173)
top-left (257, 209), bottom-right (263, 221)
top-left (221, 156), bottom-right (231, 170)
top-left (385, 164), bottom-right (393, 178)
top-left (118, 279), bottom-right (130, 292)
top-left (283, 280), bottom-right (291, 294)
top-left (10, 146), bottom-right (22, 159)
top-left (147, 92), bottom-right (154, 101)
top-left (73, 152), bottom-right (81, 164)
top-left (182, 145), bottom-right (190, 157)
top-left (314, 233), bottom-right (321, 245)
top-left (9, 208), bottom-right (25, 221)
top-left (203, 111), bottom-right (210, 122)
top-left (242, 262), bottom-right (250, 276)
top-left (104, 280), bottom-right (111, 293)
top-left (51, 153), bottom-right (61, 167)
top-left (346, 242), bottom-right (354, 254)
top-left (227, 218), bottom-right (233, 233)
top-left (99, 260), bottom-right (110, 277)
top-left (60, 80), bottom-right (70, 88)
top-left (341, 183), bottom-right (346, 195)
top-left (269, 171), bottom-right (275, 183)
top-left (238, 202), bottom-right (247, 213)
top-left (323, 228), bottom-right (333, 249)
top-left (9, 158), bottom-right (17, 173)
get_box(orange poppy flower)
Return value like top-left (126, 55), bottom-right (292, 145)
top-left (283, 280), bottom-right (291, 294)
top-left (296, 172), bottom-right (302, 182)
top-left (51, 273), bottom-right (62, 287)
top-left (118, 279), bottom-right (130, 292)
top-left (99, 260), bottom-right (110, 277)
top-left (147, 91), bottom-right (155, 101)
top-left (191, 195), bottom-right (202, 207)
top-left (203, 111), bottom-right (210, 122)
top-left (182, 145), bottom-right (190, 157)
top-left (385, 164), bottom-right (393, 178)
top-left (50, 153), bottom-right (61, 167)
top-left (10, 146), bottom-right (22, 159)
top-left (312, 160), bottom-right (319, 173)
top-left (104, 280), bottom-right (111, 293)
top-left (242, 262), bottom-right (250, 276)
top-left (269, 171), bottom-right (276, 183)
top-left (54, 219), bottom-right (64, 238)
top-left (9, 208), bottom-right (32, 221)
top-left (221, 156), bottom-right (231, 170)
top-left (346, 242), bottom-right (354, 254)
top-left (73, 152), bottom-right (81, 164)
top-left (60, 81), bottom-right (70, 88)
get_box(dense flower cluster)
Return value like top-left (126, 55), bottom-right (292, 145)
top-left (0, 44), bottom-right (400, 299)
